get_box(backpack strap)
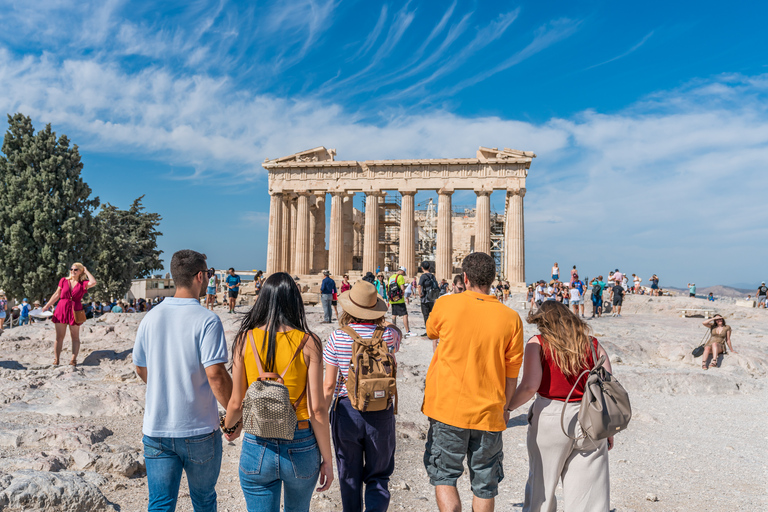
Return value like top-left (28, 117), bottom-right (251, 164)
top-left (559, 337), bottom-right (605, 439)
top-left (248, 331), bottom-right (281, 382)
top-left (340, 326), bottom-right (385, 347)
top-left (247, 330), bottom-right (310, 387)
top-left (287, 333), bottom-right (311, 410)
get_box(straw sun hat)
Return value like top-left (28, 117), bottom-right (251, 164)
top-left (338, 281), bottom-right (388, 320)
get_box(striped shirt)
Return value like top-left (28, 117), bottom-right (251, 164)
top-left (323, 323), bottom-right (401, 398)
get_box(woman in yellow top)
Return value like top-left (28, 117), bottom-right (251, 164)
top-left (222, 272), bottom-right (333, 512)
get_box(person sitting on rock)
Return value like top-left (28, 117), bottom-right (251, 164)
top-left (701, 314), bottom-right (736, 369)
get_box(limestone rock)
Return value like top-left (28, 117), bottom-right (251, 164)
top-left (30, 451), bottom-right (69, 473)
top-left (0, 470), bottom-right (114, 511)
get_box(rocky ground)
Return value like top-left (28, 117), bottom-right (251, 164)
top-left (0, 293), bottom-right (766, 511)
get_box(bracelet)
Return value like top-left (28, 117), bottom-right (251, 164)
top-left (219, 416), bottom-right (240, 435)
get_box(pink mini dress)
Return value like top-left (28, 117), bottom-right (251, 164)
top-left (52, 278), bottom-right (89, 326)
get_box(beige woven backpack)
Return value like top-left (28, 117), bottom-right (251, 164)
top-left (241, 331), bottom-right (309, 440)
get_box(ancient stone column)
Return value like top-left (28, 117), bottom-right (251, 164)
top-left (266, 192), bottom-right (283, 275)
top-left (290, 198), bottom-right (298, 271)
top-left (343, 193), bottom-right (354, 273)
top-left (475, 190), bottom-right (491, 255)
top-left (280, 195), bottom-right (292, 273)
top-left (294, 192), bottom-right (311, 275)
top-left (363, 191), bottom-right (381, 274)
top-left (399, 191), bottom-right (416, 275)
top-left (353, 224), bottom-right (361, 261)
top-left (506, 188), bottom-right (526, 285)
top-left (329, 192), bottom-right (345, 276)
top-left (436, 190), bottom-right (453, 282)
top-left (312, 192), bottom-right (326, 273)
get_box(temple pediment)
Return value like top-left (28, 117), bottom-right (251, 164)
top-left (265, 146), bottom-right (337, 165)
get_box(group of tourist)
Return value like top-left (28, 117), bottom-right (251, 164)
top-left (128, 249), bottom-right (618, 512)
top-left (0, 293), bottom-right (40, 332)
top-left (205, 267), bottom-right (244, 314)
top-left (527, 264), bottom-right (666, 320)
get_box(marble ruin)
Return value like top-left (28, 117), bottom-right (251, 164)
top-left (263, 146), bottom-right (535, 288)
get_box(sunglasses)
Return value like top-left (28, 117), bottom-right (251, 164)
top-left (70, 268), bottom-right (80, 272)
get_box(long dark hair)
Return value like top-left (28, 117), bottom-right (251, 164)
top-left (232, 272), bottom-right (320, 372)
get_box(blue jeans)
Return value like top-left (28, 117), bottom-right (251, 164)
top-left (143, 430), bottom-right (222, 512)
top-left (321, 294), bottom-right (333, 323)
top-left (239, 425), bottom-right (320, 512)
top-left (331, 397), bottom-right (396, 512)
top-left (19, 317), bottom-right (29, 325)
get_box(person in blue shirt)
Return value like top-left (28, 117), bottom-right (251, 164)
top-left (590, 276), bottom-right (607, 318)
top-left (688, 283), bottom-right (696, 297)
top-left (133, 249), bottom-right (231, 512)
top-left (320, 270), bottom-right (337, 323)
top-left (225, 268), bottom-right (241, 314)
top-left (19, 298), bottom-right (31, 326)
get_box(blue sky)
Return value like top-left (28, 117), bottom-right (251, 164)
top-left (1, 0), bottom-right (767, 288)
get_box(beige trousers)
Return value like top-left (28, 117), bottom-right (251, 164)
top-left (523, 396), bottom-right (610, 512)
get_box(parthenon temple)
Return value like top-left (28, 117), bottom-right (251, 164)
top-left (264, 146), bottom-right (535, 288)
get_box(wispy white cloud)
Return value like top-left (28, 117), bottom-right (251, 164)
top-left (350, 5), bottom-right (388, 61)
top-left (584, 30), bottom-right (655, 71)
top-left (443, 17), bottom-right (581, 97)
top-left (386, 8), bottom-right (520, 100)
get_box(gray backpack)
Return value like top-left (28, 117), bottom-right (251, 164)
top-left (241, 331), bottom-right (309, 440)
top-left (561, 339), bottom-right (632, 441)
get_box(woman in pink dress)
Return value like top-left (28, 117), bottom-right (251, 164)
top-left (42, 263), bottom-right (97, 366)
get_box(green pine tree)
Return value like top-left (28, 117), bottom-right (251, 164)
top-left (93, 196), bottom-right (163, 301)
top-left (0, 113), bottom-right (99, 302)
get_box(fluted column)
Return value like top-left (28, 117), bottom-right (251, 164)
top-left (399, 191), bottom-right (416, 274)
top-left (475, 190), bottom-right (491, 255)
top-left (506, 188), bottom-right (526, 285)
top-left (290, 198), bottom-right (298, 271)
top-left (329, 192), bottom-right (345, 276)
top-left (343, 194), bottom-right (354, 273)
top-left (312, 192), bottom-right (326, 273)
top-left (436, 189), bottom-right (453, 282)
top-left (363, 191), bottom-right (381, 274)
top-left (280, 195), bottom-right (292, 272)
top-left (294, 192), bottom-right (311, 274)
top-left (266, 192), bottom-right (283, 275)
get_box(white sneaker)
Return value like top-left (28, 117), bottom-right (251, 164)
top-left (405, 331), bottom-right (415, 337)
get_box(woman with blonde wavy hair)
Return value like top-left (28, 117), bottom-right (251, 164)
top-left (42, 263), bottom-right (97, 366)
top-left (507, 300), bottom-right (614, 512)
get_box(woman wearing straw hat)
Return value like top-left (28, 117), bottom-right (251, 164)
top-left (322, 280), bottom-right (402, 512)
top-left (42, 263), bottom-right (97, 366)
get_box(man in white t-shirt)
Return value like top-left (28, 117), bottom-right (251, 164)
top-left (534, 280), bottom-right (548, 306)
top-left (133, 250), bottom-right (232, 511)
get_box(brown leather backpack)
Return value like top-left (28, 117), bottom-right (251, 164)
top-left (341, 326), bottom-right (398, 413)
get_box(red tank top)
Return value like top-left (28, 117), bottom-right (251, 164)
top-left (537, 335), bottom-right (599, 402)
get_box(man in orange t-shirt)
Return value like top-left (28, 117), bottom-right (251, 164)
top-left (422, 252), bottom-right (524, 512)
